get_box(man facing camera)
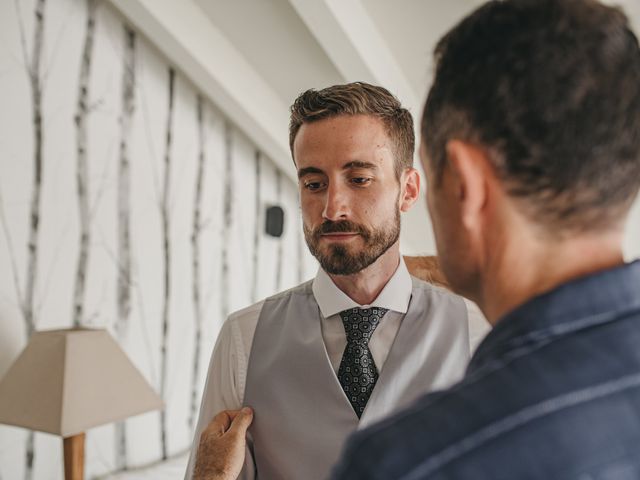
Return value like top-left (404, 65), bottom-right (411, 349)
top-left (185, 83), bottom-right (488, 480)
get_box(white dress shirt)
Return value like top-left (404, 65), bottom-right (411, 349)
top-left (185, 259), bottom-right (489, 479)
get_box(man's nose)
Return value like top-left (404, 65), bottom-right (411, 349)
top-left (322, 185), bottom-right (349, 221)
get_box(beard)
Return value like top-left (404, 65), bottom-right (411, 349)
top-left (304, 209), bottom-right (401, 276)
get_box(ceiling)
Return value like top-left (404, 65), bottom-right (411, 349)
top-left (195, 0), bottom-right (640, 112)
top-left (194, 0), bottom-right (487, 113)
top-left (196, 0), bottom-right (345, 105)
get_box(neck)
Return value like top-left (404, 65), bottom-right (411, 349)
top-left (328, 243), bottom-right (401, 305)
top-left (476, 228), bottom-right (625, 325)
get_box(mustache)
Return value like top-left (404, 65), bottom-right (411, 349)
top-left (314, 220), bottom-right (369, 237)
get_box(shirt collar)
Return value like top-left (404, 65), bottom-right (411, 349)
top-left (468, 260), bottom-right (640, 373)
top-left (312, 257), bottom-right (413, 318)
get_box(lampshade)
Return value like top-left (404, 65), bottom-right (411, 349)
top-left (0, 328), bottom-right (163, 437)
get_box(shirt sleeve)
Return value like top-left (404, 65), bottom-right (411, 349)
top-left (184, 314), bottom-right (257, 480)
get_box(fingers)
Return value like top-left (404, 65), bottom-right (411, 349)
top-left (228, 407), bottom-right (254, 437)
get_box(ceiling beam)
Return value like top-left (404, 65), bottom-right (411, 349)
top-left (288, 0), bottom-right (419, 112)
top-left (107, 0), bottom-right (296, 182)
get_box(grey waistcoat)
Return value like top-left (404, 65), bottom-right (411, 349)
top-left (243, 277), bottom-right (469, 480)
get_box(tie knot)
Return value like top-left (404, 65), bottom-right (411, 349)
top-left (339, 307), bottom-right (388, 344)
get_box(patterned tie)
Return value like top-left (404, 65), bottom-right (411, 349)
top-left (338, 307), bottom-right (389, 418)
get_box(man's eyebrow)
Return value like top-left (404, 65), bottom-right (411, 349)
top-left (343, 161), bottom-right (378, 171)
top-left (297, 166), bottom-right (325, 179)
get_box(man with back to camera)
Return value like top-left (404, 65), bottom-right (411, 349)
top-left (185, 83), bottom-right (489, 480)
top-left (190, 0), bottom-right (640, 478)
top-left (332, 0), bottom-right (640, 477)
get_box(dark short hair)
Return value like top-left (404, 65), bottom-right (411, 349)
top-left (423, 0), bottom-right (640, 232)
top-left (290, 82), bottom-right (414, 179)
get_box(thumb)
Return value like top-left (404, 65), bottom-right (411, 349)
top-left (227, 407), bottom-right (254, 436)
top-left (202, 411), bottom-right (232, 438)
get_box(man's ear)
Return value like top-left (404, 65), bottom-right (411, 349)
top-left (399, 168), bottom-right (420, 212)
top-left (445, 140), bottom-right (490, 231)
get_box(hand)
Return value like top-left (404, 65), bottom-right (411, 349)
top-left (403, 255), bottom-right (450, 289)
top-left (193, 407), bottom-right (254, 480)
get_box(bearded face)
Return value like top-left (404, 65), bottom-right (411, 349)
top-left (294, 115), bottom-right (413, 278)
top-left (304, 209), bottom-right (400, 276)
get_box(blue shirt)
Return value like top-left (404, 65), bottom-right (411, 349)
top-left (332, 261), bottom-right (640, 479)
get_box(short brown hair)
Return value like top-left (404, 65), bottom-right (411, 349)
top-left (422, 0), bottom-right (640, 233)
top-left (289, 82), bottom-right (414, 179)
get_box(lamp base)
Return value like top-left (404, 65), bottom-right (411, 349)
top-left (63, 432), bottom-right (85, 480)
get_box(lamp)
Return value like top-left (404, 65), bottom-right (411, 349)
top-left (0, 328), bottom-right (163, 480)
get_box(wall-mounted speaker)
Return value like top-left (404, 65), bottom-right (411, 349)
top-left (265, 205), bottom-right (285, 237)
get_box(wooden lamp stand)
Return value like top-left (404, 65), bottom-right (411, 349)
top-left (63, 432), bottom-right (85, 480)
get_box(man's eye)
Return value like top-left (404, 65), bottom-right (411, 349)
top-left (351, 177), bottom-right (372, 186)
top-left (304, 182), bottom-right (324, 191)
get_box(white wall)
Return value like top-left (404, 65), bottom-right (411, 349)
top-left (0, 1), bottom-right (316, 478)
